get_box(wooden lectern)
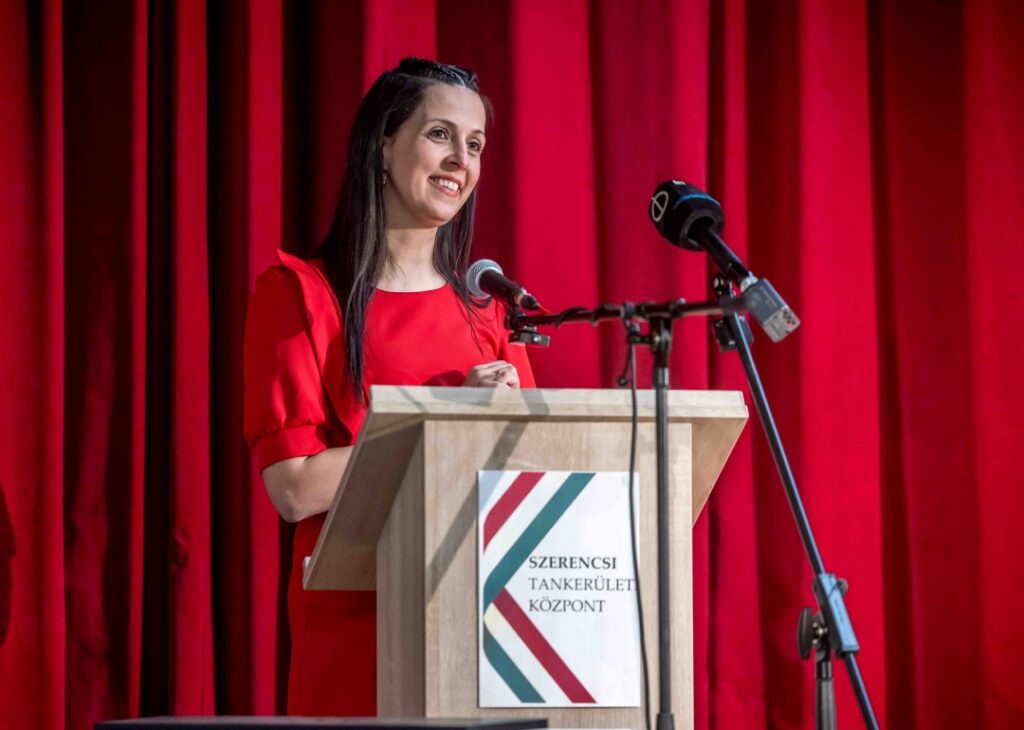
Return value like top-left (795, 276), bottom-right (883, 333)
top-left (304, 386), bottom-right (747, 729)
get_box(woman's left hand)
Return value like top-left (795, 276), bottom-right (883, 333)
top-left (463, 360), bottom-right (520, 389)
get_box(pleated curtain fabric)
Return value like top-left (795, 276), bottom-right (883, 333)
top-left (1, 1), bottom-right (1022, 728)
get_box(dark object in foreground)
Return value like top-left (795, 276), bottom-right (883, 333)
top-left (96, 718), bottom-right (547, 730)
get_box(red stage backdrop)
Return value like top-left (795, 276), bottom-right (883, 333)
top-left (2, 0), bottom-right (1023, 728)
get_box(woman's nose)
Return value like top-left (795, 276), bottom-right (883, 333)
top-left (446, 141), bottom-right (470, 169)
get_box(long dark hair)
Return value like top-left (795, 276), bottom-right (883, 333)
top-left (317, 58), bottom-right (490, 401)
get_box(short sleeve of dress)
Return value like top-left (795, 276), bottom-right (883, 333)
top-left (244, 265), bottom-right (332, 470)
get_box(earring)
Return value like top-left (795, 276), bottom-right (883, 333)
top-left (382, 170), bottom-right (389, 187)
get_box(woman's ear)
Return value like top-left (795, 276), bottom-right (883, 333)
top-left (381, 135), bottom-right (393, 172)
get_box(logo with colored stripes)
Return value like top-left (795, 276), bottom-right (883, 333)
top-left (478, 470), bottom-right (641, 708)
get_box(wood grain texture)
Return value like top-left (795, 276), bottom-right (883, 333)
top-left (367, 385), bottom-right (745, 422)
top-left (377, 435), bottom-right (426, 715)
top-left (305, 387), bottom-right (746, 591)
top-left (421, 419), bottom-right (692, 729)
top-left (301, 386), bottom-right (747, 729)
top-left (371, 386), bottom-right (743, 522)
top-left (303, 422), bottom-right (423, 590)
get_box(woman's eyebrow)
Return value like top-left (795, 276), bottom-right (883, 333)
top-left (425, 117), bottom-right (486, 137)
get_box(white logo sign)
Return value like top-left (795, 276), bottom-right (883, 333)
top-left (478, 470), bottom-right (641, 708)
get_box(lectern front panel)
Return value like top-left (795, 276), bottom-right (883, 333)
top-left (414, 419), bottom-right (693, 730)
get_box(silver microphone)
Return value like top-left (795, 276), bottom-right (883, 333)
top-left (467, 259), bottom-right (542, 311)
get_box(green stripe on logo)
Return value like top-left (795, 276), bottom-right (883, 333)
top-left (483, 625), bottom-right (544, 703)
top-left (483, 472), bottom-right (595, 608)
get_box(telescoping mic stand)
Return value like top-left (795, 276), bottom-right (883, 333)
top-left (710, 275), bottom-right (875, 730)
top-left (504, 181), bottom-right (880, 730)
top-left (650, 180), bottom-right (878, 729)
top-left (509, 295), bottom-right (743, 730)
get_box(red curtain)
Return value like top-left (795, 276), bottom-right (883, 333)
top-left (2, 0), bottom-right (1022, 728)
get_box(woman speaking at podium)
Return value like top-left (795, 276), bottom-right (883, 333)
top-left (243, 59), bottom-right (535, 716)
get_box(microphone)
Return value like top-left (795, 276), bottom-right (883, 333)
top-left (649, 180), bottom-right (800, 342)
top-left (466, 259), bottom-right (543, 312)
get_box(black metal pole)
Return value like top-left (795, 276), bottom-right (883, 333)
top-left (816, 642), bottom-right (837, 730)
top-left (723, 310), bottom-right (879, 730)
top-left (844, 654), bottom-right (877, 727)
top-left (650, 317), bottom-right (675, 730)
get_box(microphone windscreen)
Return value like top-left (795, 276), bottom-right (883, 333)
top-left (649, 180), bottom-right (724, 251)
top-left (467, 258), bottom-right (503, 299)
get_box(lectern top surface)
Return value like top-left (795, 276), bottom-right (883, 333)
top-left (304, 385), bottom-right (748, 591)
top-left (366, 385), bottom-right (747, 423)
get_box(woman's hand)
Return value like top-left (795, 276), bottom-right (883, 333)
top-left (463, 360), bottom-right (520, 388)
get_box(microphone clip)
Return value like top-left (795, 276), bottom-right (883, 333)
top-left (508, 326), bottom-right (551, 347)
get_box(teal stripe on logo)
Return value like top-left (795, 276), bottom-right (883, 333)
top-left (483, 625), bottom-right (544, 703)
top-left (483, 472), bottom-right (594, 608)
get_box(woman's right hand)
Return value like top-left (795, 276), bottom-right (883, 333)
top-left (463, 360), bottom-right (520, 388)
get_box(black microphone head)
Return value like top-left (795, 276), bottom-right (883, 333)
top-left (649, 180), bottom-right (724, 251)
top-left (467, 258), bottom-right (502, 299)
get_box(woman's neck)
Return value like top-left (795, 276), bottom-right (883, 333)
top-left (378, 226), bottom-right (446, 292)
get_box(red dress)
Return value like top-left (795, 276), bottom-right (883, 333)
top-left (243, 249), bottom-right (535, 715)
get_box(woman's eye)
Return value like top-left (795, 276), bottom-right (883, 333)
top-left (428, 128), bottom-right (449, 140)
top-left (468, 140), bottom-right (483, 153)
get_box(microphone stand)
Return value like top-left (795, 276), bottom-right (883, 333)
top-left (710, 277), bottom-right (879, 730)
top-left (509, 297), bottom-right (739, 730)
top-left (506, 279), bottom-right (879, 730)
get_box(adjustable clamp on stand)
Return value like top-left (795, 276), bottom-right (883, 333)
top-left (797, 576), bottom-right (851, 730)
top-left (508, 324), bottom-right (550, 347)
top-left (710, 276), bottom-right (754, 353)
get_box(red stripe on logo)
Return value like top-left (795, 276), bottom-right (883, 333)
top-left (483, 471), bottom-right (544, 549)
top-left (493, 588), bottom-right (596, 704)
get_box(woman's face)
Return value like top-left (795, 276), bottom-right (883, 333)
top-left (382, 83), bottom-right (487, 230)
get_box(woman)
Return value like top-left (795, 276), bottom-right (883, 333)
top-left (243, 58), bottom-right (535, 715)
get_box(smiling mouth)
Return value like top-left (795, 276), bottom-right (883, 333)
top-left (429, 177), bottom-right (462, 196)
